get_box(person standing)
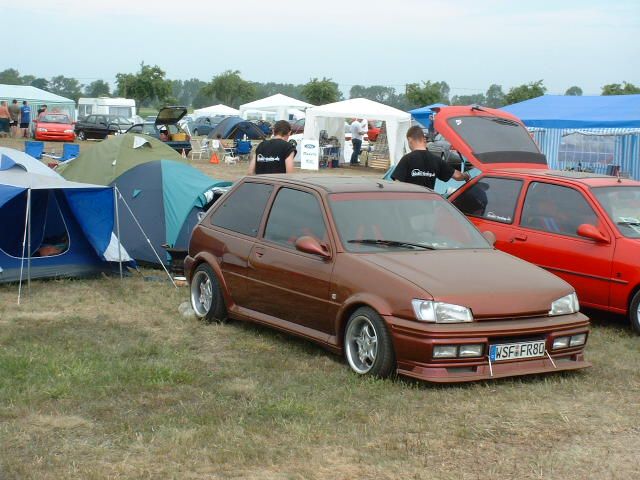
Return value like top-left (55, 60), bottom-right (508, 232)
top-left (249, 120), bottom-right (295, 174)
top-left (37, 104), bottom-right (47, 119)
top-left (19, 101), bottom-right (31, 138)
top-left (9, 99), bottom-right (21, 137)
top-left (349, 118), bottom-right (366, 165)
top-left (0, 101), bottom-right (10, 137)
top-left (391, 126), bottom-right (470, 189)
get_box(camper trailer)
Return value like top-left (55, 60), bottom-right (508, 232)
top-left (77, 97), bottom-right (139, 123)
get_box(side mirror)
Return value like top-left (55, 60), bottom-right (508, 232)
top-left (577, 224), bottom-right (609, 243)
top-left (295, 236), bottom-right (331, 259)
top-left (482, 230), bottom-right (496, 246)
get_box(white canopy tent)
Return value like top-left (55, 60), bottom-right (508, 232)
top-left (303, 98), bottom-right (411, 165)
top-left (239, 94), bottom-right (313, 121)
top-left (193, 104), bottom-right (240, 118)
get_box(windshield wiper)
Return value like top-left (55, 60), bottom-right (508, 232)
top-left (347, 239), bottom-right (435, 250)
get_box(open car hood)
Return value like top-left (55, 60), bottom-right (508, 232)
top-left (433, 105), bottom-right (548, 171)
top-left (155, 106), bottom-right (187, 126)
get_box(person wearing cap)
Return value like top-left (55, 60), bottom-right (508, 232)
top-left (391, 126), bottom-right (470, 189)
top-left (159, 125), bottom-right (170, 142)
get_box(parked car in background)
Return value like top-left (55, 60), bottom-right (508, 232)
top-left (191, 115), bottom-right (224, 136)
top-left (75, 114), bottom-right (132, 140)
top-left (34, 113), bottom-right (76, 141)
top-left (185, 175), bottom-right (590, 383)
top-left (367, 120), bottom-right (383, 142)
top-left (434, 105), bottom-right (640, 333)
top-left (126, 106), bottom-right (191, 154)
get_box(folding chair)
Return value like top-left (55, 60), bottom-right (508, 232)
top-left (25, 141), bottom-right (44, 159)
top-left (60, 143), bottom-right (80, 162)
top-left (235, 140), bottom-right (252, 161)
top-left (189, 139), bottom-right (209, 161)
top-left (222, 139), bottom-right (238, 164)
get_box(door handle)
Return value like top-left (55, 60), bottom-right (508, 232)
top-left (510, 234), bottom-right (528, 242)
top-left (254, 247), bottom-right (265, 258)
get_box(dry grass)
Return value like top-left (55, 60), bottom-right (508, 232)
top-left (1, 275), bottom-right (639, 480)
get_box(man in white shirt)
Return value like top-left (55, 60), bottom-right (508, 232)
top-left (350, 118), bottom-right (366, 165)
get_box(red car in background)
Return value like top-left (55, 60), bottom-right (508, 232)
top-left (367, 120), bottom-right (382, 142)
top-left (437, 105), bottom-right (640, 333)
top-left (34, 113), bottom-right (76, 141)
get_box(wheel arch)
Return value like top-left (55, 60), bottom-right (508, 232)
top-left (190, 252), bottom-right (235, 309)
top-left (334, 294), bottom-right (393, 349)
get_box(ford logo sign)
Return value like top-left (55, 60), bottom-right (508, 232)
top-left (304, 144), bottom-right (316, 149)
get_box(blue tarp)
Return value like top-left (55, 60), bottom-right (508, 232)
top-left (410, 103), bottom-right (447, 129)
top-left (501, 95), bottom-right (640, 129)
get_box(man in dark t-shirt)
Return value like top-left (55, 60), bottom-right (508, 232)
top-left (392, 125), bottom-right (469, 190)
top-left (249, 120), bottom-right (296, 174)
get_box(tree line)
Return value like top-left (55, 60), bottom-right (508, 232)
top-left (2, 66), bottom-right (639, 110)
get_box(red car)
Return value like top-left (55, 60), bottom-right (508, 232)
top-left (367, 120), bottom-right (382, 142)
top-left (438, 105), bottom-right (640, 333)
top-left (34, 113), bottom-right (76, 141)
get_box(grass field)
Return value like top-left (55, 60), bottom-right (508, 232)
top-left (1, 274), bottom-right (639, 480)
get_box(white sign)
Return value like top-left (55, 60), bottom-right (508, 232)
top-left (300, 139), bottom-right (319, 171)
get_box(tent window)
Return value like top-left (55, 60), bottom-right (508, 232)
top-left (558, 133), bottom-right (615, 170)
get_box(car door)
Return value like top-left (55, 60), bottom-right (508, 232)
top-left (207, 181), bottom-right (275, 307)
top-left (507, 181), bottom-right (615, 309)
top-left (451, 175), bottom-right (525, 243)
top-left (94, 115), bottom-right (109, 138)
top-left (82, 115), bottom-right (97, 138)
top-left (245, 186), bottom-right (334, 337)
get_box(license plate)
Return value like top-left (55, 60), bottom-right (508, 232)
top-left (489, 340), bottom-right (546, 362)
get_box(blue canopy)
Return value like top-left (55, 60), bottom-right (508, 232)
top-left (502, 95), bottom-right (640, 129)
top-left (409, 103), bottom-right (447, 128)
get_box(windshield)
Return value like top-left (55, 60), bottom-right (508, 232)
top-left (329, 192), bottom-right (490, 252)
top-left (592, 186), bottom-right (640, 238)
top-left (108, 115), bottom-right (132, 124)
top-left (40, 114), bottom-right (71, 124)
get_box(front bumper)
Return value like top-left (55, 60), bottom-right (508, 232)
top-left (385, 313), bottom-right (591, 383)
top-left (35, 131), bottom-right (75, 141)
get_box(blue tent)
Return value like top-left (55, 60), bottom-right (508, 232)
top-left (207, 116), bottom-right (266, 140)
top-left (409, 103), bottom-right (447, 129)
top-left (112, 160), bottom-right (231, 264)
top-left (502, 95), bottom-right (640, 179)
top-left (0, 155), bottom-right (131, 283)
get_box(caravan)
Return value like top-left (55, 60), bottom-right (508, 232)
top-left (77, 97), bottom-right (140, 124)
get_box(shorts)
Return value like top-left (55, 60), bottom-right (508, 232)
top-left (20, 122), bottom-right (29, 129)
top-left (9, 120), bottom-right (17, 126)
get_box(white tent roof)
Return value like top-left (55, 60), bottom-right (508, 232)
top-left (0, 147), bottom-right (60, 178)
top-left (304, 98), bottom-right (411, 165)
top-left (0, 167), bottom-right (102, 190)
top-left (239, 94), bottom-right (313, 121)
top-left (193, 104), bottom-right (240, 118)
top-left (0, 84), bottom-right (74, 104)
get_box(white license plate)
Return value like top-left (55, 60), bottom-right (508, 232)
top-left (489, 340), bottom-right (546, 362)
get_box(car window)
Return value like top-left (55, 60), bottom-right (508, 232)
top-left (521, 182), bottom-right (598, 236)
top-left (264, 188), bottom-right (327, 248)
top-left (96, 116), bottom-right (107, 125)
top-left (85, 116), bottom-right (96, 124)
top-left (452, 177), bottom-right (522, 224)
top-left (210, 182), bottom-right (273, 237)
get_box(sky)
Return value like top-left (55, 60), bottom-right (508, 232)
top-left (4, 0), bottom-right (640, 96)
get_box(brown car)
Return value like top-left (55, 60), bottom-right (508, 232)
top-left (185, 175), bottom-right (591, 383)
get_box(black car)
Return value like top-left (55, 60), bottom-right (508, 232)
top-left (191, 115), bottom-right (224, 136)
top-left (75, 114), bottom-right (133, 140)
top-left (126, 106), bottom-right (191, 154)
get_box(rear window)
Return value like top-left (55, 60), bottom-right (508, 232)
top-left (447, 115), bottom-right (546, 165)
top-left (210, 182), bottom-right (273, 237)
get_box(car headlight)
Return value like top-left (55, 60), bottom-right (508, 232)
top-left (64, 129), bottom-right (74, 134)
top-left (37, 127), bottom-right (47, 132)
top-left (549, 293), bottom-right (579, 316)
top-left (412, 299), bottom-right (473, 323)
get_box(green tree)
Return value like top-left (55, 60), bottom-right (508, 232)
top-left (601, 81), bottom-right (640, 95)
top-left (116, 63), bottom-right (172, 107)
top-left (84, 80), bottom-right (110, 97)
top-left (451, 93), bottom-right (486, 106)
top-left (349, 85), bottom-right (397, 104)
top-left (201, 70), bottom-right (256, 108)
top-left (252, 82), bottom-right (305, 101)
top-left (301, 77), bottom-right (341, 105)
top-left (171, 78), bottom-right (207, 107)
top-left (405, 81), bottom-right (450, 108)
top-left (565, 86), bottom-right (583, 96)
top-left (485, 84), bottom-right (506, 108)
top-left (49, 75), bottom-right (83, 101)
top-left (30, 78), bottom-right (49, 90)
top-left (504, 80), bottom-right (546, 105)
top-left (0, 68), bottom-right (22, 85)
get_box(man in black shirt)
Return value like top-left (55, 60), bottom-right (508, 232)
top-left (391, 126), bottom-right (469, 189)
top-left (249, 120), bottom-right (296, 175)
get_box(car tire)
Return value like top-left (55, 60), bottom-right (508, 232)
top-left (190, 263), bottom-right (227, 323)
top-left (344, 306), bottom-right (395, 378)
top-left (630, 290), bottom-right (640, 334)
top-left (77, 130), bottom-right (86, 141)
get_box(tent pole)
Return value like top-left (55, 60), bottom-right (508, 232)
top-left (114, 186), bottom-right (123, 280)
top-left (17, 188), bottom-right (31, 305)
top-left (115, 186), bottom-right (177, 288)
top-left (27, 187), bottom-right (32, 296)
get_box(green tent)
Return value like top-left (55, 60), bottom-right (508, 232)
top-left (58, 133), bottom-right (187, 185)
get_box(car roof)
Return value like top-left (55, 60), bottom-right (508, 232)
top-left (245, 174), bottom-right (439, 194)
top-left (485, 168), bottom-right (640, 187)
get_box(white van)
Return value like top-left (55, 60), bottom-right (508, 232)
top-left (77, 97), bottom-right (139, 123)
